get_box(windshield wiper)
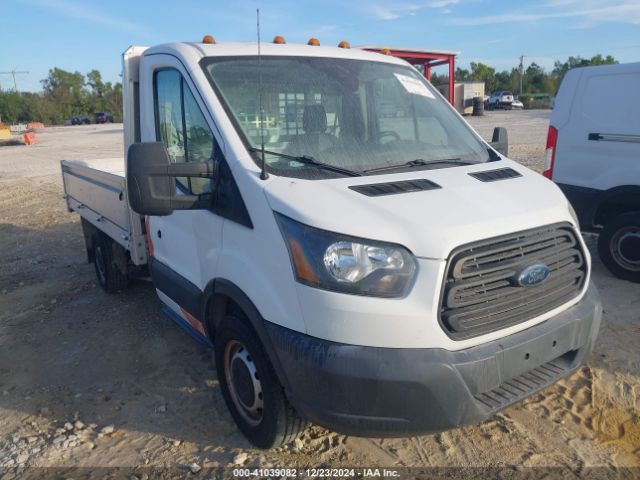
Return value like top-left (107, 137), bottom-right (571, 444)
top-left (362, 158), bottom-right (469, 174)
top-left (249, 148), bottom-right (362, 177)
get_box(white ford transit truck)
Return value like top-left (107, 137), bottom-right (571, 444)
top-left (61, 38), bottom-right (602, 448)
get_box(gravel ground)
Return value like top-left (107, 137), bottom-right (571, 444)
top-left (468, 109), bottom-right (551, 172)
top-left (0, 114), bottom-right (638, 478)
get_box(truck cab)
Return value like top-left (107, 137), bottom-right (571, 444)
top-left (63, 38), bottom-right (601, 448)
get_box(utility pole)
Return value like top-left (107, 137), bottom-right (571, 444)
top-left (0, 68), bottom-right (29, 91)
top-left (519, 56), bottom-right (524, 96)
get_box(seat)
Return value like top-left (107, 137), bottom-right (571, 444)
top-left (286, 104), bottom-right (338, 156)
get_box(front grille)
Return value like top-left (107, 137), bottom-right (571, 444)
top-left (440, 223), bottom-right (587, 340)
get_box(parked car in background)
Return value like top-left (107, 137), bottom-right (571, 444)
top-left (94, 112), bottom-right (114, 124)
top-left (487, 91), bottom-right (514, 110)
top-left (546, 62), bottom-right (640, 282)
top-left (71, 115), bottom-right (91, 125)
top-left (511, 99), bottom-right (524, 109)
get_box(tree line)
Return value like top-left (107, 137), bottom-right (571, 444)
top-left (431, 54), bottom-right (617, 108)
top-left (0, 68), bottom-right (122, 125)
top-left (0, 54), bottom-right (619, 125)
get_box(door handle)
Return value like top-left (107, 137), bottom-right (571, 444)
top-left (589, 132), bottom-right (640, 143)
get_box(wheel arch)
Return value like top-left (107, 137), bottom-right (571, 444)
top-left (591, 185), bottom-right (640, 227)
top-left (200, 278), bottom-right (293, 391)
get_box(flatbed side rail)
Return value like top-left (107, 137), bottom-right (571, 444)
top-left (61, 159), bottom-right (148, 265)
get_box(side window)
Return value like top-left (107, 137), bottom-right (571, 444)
top-left (155, 70), bottom-right (184, 162)
top-left (154, 69), bottom-right (215, 194)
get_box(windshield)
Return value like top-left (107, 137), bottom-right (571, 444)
top-left (202, 56), bottom-right (490, 179)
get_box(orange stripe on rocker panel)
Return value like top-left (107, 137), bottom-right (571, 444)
top-left (180, 308), bottom-right (206, 336)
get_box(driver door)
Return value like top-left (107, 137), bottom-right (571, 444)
top-left (141, 56), bottom-right (224, 326)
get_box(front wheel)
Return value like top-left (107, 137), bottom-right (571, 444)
top-left (598, 212), bottom-right (640, 283)
top-left (215, 315), bottom-right (307, 448)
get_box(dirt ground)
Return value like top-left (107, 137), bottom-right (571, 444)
top-left (0, 112), bottom-right (638, 478)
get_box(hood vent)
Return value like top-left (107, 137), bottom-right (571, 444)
top-left (349, 179), bottom-right (441, 197)
top-left (469, 168), bottom-right (522, 182)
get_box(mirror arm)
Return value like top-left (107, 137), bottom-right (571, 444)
top-left (145, 160), bottom-right (217, 179)
top-left (170, 192), bottom-right (213, 210)
top-left (142, 162), bottom-right (216, 212)
top-left (166, 160), bottom-right (217, 178)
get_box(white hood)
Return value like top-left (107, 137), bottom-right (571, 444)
top-left (264, 159), bottom-right (576, 259)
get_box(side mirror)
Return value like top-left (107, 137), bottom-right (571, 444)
top-left (126, 142), bottom-right (215, 216)
top-left (490, 127), bottom-right (508, 157)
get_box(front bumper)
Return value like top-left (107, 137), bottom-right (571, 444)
top-left (265, 283), bottom-right (601, 437)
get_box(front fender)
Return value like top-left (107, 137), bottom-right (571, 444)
top-left (201, 277), bottom-right (295, 391)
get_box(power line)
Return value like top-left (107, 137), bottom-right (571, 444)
top-left (519, 55), bottom-right (525, 96)
top-left (0, 68), bottom-right (29, 91)
top-left (513, 43), bottom-right (640, 63)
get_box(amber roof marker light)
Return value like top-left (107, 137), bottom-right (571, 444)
top-left (338, 40), bottom-right (350, 49)
top-left (202, 35), bottom-right (216, 44)
top-left (273, 35), bottom-right (287, 44)
top-left (308, 38), bottom-right (320, 46)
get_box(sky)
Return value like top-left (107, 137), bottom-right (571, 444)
top-left (1, 0), bottom-right (639, 92)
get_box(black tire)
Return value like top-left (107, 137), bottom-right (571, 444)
top-left (598, 212), bottom-right (640, 283)
top-left (215, 315), bottom-right (307, 448)
top-left (93, 233), bottom-right (128, 293)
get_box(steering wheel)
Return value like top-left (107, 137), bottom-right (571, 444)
top-left (378, 131), bottom-right (401, 143)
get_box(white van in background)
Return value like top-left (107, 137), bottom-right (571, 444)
top-left (545, 62), bottom-right (640, 283)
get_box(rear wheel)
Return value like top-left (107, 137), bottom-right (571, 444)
top-left (598, 212), bottom-right (640, 283)
top-left (93, 233), bottom-right (128, 292)
top-left (214, 315), bottom-right (307, 448)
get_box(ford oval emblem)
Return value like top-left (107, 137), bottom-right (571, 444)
top-left (517, 264), bottom-right (551, 287)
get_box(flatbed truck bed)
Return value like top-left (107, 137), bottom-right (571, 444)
top-left (61, 157), bottom-right (148, 266)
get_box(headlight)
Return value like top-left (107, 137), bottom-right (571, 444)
top-left (275, 213), bottom-right (417, 297)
